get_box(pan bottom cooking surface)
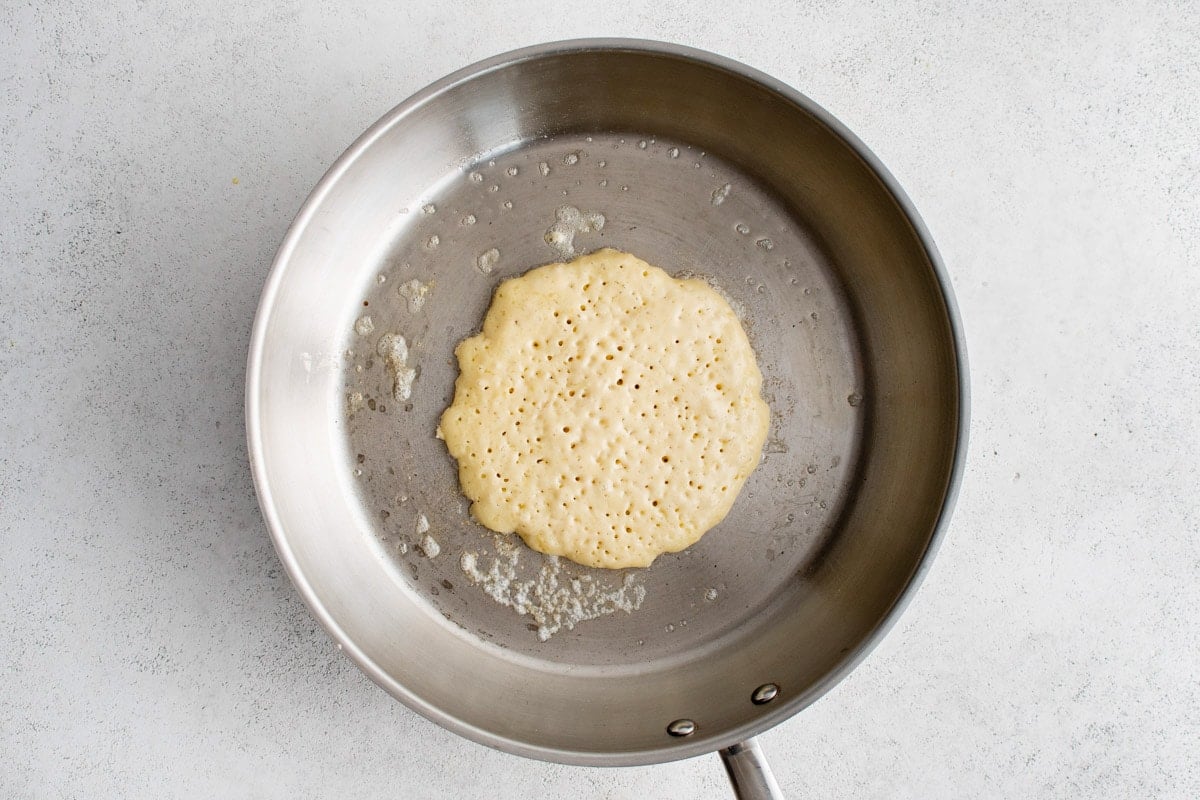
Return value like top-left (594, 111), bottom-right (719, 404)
top-left (340, 131), bottom-right (864, 668)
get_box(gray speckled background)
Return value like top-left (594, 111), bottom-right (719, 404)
top-left (3, 2), bottom-right (1198, 797)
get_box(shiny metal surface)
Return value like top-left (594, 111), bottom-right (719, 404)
top-left (721, 740), bottom-right (784, 800)
top-left (246, 39), bottom-right (968, 769)
top-left (667, 719), bottom-right (697, 738)
top-left (751, 683), bottom-right (780, 705)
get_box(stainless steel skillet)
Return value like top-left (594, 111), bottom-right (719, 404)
top-left (246, 39), bottom-right (968, 798)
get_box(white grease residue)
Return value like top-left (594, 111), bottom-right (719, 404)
top-left (416, 513), bottom-right (430, 535)
top-left (476, 248), bottom-right (500, 274)
top-left (398, 279), bottom-right (430, 313)
top-left (354, 315), bottom-right (375, 336)
top-left (426, 234), bottom-right (440, 249)
top-left (422, 203), bottom-right (437, 215)
top-left (421, 534), bottom-right (440, 558)
top-left (711, 183), bottom-right (732, 206)
top-left (377, 333), bottom-right (417, 401)
top-left (538, 161), bottom-right (550, 176)
top-left (506, 166), bottom-right (519, 176)
top-left (543, 205), bottom-right (605, 257)
top-left (346, 391), bottom-right (365, 413)
top-left (459, 538), bottom-right (646, 641)
top-left (563, 152), bottom-right (580, 166)
top-left (705, 587), bottom-right (719, 601)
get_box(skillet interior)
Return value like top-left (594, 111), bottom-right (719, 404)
top-left (247, 40), bottom-right (965, 766)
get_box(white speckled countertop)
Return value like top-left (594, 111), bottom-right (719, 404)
top-left (3, 2), bottom-right (1198, 797)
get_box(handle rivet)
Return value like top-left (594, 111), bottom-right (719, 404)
top-left (751, 683), bottom-right (780, 705)
top-left (667, 718), bottom-right (696, 737)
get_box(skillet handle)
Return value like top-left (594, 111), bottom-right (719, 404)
top-left (719, 739), bottom-right (784, 799)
